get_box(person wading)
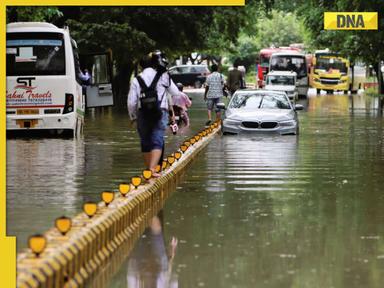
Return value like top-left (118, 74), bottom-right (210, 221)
top-left (128, 51), bottom-right (179, 177)
top-left (204, 64), bottom-right (225, 126)
top-left (227, 60), bottom-right (244, 95)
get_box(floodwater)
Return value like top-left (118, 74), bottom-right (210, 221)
top-left (7, 90), bottom-right (384, 287)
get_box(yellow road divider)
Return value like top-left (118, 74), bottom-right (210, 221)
top-left (16, 122), bottom-right (221, 288)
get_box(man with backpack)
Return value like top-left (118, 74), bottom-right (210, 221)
top-left (127, 51), bottom-right (179, 177)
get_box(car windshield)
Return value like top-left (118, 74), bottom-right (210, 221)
top-left (6, 32), bottom-right (65, 76)
top-left (270, 55), bottom-right (306, 78)
top-left (267, 75), bottom-right (295, 85)
top-left (229, 93), bottom-right (291, 110)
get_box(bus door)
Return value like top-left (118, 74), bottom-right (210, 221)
top-left (80, 52), bottom-right (114, 108)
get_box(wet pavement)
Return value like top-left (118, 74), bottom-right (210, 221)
top-left (7, 90), bottom-right (384, 287)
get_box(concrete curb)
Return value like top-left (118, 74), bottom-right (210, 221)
top-left (16, 123), bottom-right (221, 288)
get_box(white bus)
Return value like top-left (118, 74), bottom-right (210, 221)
top-left (269, 51), bottom-right (309, 97)
top-left (6, 22), bottom-right (113, 136)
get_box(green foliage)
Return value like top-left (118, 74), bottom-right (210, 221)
top-left (295, 0), bottom-right (384, 92)
top-left (253, 10), bottom-right (307, 49)
top-left (297, 0), bottom-right (384, 64)
top-left (228, 10), bottom-right (307, 70)
top-left (6, 7), bottom-right (62, 23)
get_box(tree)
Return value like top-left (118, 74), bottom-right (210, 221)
top-left (6, 7), bottom-right (62, 23)
top-left (228, 10), bottom-right (307, 70)
top-left (295, 0), bottom-right (384, 93)
top-left (60, 7), bottom-right (258, 106)
top-left (6, 3), bottom-right (276, 106)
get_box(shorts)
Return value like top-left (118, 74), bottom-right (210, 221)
top-left (207, 97), bottom-right (221, 112)
top-left (137, 109), bottom-right (168, 153)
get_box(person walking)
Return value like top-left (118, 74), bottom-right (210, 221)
top-left (128, 51), bottom-right (179, 177)
top-left (227, 61), bottom-right (244, 95)
top-left (204, 64), bottom-right (224, 126)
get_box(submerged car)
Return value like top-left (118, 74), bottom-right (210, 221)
top-left (222, 89), bottom-right (303, 135)
top-left (265, 71), bottom-right (298, 100)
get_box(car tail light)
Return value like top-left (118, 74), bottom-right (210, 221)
top-left (63, 93), bottom-right (74, 114)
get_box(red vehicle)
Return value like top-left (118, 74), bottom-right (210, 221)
top-left (258, 46), bottom-right (302, 88)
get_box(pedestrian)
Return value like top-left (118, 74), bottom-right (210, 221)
top-left (172, 83), bottom-right (192, 127)
top-left (127, 51), bottom-right (180, 177)
top-left (81, 69), bottom-right (91, 85)
top-left (78, 68), bottom-right (91, 96)
top-left (204, 64), bottom-right (224, 126)
top-left (256, 59), bottom-right (264, 88)
top-left (238, 65), bottom-right (247, 89)
top-left (227, 60), bottom-right (244, 95)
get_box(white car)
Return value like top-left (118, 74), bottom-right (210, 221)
top-left (221, 89), bottom-right (303, 135)
top-left (265, 71), bottom-right (298, 100)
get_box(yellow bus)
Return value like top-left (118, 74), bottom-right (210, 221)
top-left (310, 50), bottom-right (350, 94)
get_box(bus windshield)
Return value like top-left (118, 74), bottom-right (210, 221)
top-left (315, 57), bottom-right (348, 74)
top-left (6, 32), bottom-right (65, 76)
top-left (270, 55), bottom-right (307, 78)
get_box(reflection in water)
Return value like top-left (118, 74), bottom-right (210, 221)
top-left (7, 138), bottom-right (85, 249)
top-left (7, 92), bottom-right (384, 287)
top-left (105, 93), bottom-right (383, 287)
top-left (127, 212), bottom-right (178, 288)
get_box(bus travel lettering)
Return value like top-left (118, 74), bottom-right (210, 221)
top-left (6, 88), bottom-right (53, 105)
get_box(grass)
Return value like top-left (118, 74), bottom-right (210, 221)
top-left (364, 86), bottom-right (384, 98)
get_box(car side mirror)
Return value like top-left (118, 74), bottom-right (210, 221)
top-left (295, 104), bottom-right (304, 111)
top-left (216, 102), bottom-right (226, 110)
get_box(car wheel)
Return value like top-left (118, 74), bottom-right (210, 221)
top-left (316, 89), bottom-right (321, 94)
top-left (194, 80), bottom-right (202, 88)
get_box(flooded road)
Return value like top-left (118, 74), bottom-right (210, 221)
top-left (7, 91), bottom-right (384, 287)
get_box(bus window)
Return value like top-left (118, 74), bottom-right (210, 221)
top-left (271, 56), bottom-right (307, 78)
top-left (6, 32), bottom-right (65, 76)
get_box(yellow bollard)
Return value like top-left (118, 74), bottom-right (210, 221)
top-left (101, 191), bottom-right (115, 207)
top-left (83, 202), bottom-right (98, 218)
top-left (119, 183), bottom-right (130, 197)
top-left (131, 176), bottom-right (142, 189)
top-left (55, 216), bottom-right (72, 236)
top-left (28, 234), bottom-right (47, 257)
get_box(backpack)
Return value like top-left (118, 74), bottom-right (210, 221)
top-left (136, 71), bottom-right (164, 124)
